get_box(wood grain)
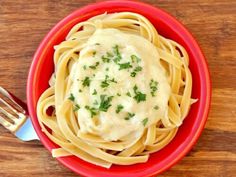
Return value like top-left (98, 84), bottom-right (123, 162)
top-left (0, 0), bottom-right (235, 176)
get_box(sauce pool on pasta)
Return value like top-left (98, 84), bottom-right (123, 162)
top-left (37, 12), bottom-right (196, 168)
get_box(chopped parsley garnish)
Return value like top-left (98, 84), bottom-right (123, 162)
top-left (92, 89), bottom-right (97, 95)
top-left (101, 75), bottom-right (117, 88)
top-left (130, 66), bottom-right (142, 77)
top-left (85, 105), bottom-right (97, 118)
top-left (133, 85), bottom-right (146, 103)
top-left (93, 100), bottom-right (99, 105)
top-left (89, 62), bottom-right (99, 69)
top-left (117, 93), bottom-right (121, 96)
top-left (92, 51), bottom-right (96, 56)
top-left (95, 43), bottom-right (100, 45)
top-left (82, 77), bottom-right (91, 87)
top-left (106, 52), bottom-right (114, 57)
top-left (149, 79), bottom-right (158, 97)
top-left (83, 65), bottom-right (87, 70)
top-left (154, 105), bottom-right (159, 110)
top-left (73, 104), bottom-right (80, 112)
top-left (113, 45), bottom-right (121, 57)
top-left (116, 104), bottom-right (124, 114)
top-left (106, 68), bottom-right (109, 71)
top-left (126, 91), bottom-right (131, 97)
top-left (102, 55), bottom-right (111, 63)
top-left (131, 55), bottom-right (141, 63)
top-left (113, 45), bottom-right (122, 63)
top-left (134, 66), bottom-right (142, 72)
top-left (99, 95), bottom-right (113, 112)
top-left (118, 62), bottom-right (132, 70)
top-left (124, 112), bottom-right (135, 120)
top-left (101, 75), bottom-right (110, 88)
top-left (101, 52), bottom-right (114, 63)
top-left (68, 93), bottom-right (75, 101)
top-left (101, 81), bottom-right (109, 88)
top-left (100, 44), bottom-right (122, 64)
top-left (79, 89), bottom-right (82, 93)
top-left (142, 118), bottom-right (148, 126)
top-left (130, 72), bottom-right (136, 77)
top-left (110, 78), bottom-right (117, 83)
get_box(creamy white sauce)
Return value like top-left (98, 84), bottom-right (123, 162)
top-left (70, 29), bottom-right (170, 141)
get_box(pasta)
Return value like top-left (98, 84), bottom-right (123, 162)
top-left (37, 12), bottom-right (195, 168)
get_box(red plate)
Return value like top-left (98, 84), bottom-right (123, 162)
top-left (27, 1), bottom-right (211, 177)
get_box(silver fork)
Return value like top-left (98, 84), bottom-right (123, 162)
top-left (0, 86), bottom-right (39, 141)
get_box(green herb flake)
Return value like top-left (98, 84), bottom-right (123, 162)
top-left (79, 89), bottom-right (82, 93)
top-left (113, 45), bottom-right (121, 57)
top-left (126, 91), bottom-right (131, 97)
top-left (68, 93), bottom-right (75, 102)
top-left (85, 105), bottom-right (97, 118)
top-left (110, 78), bottom-right (117, 83)
top-left (73, 104), bottom-right (80, 112)
top-left (130, 72), bottom-right (136, 77)
top-left (82, 77), bottom-right (91, 87)
top-left (134, 66), bottom-right (142, 72)
top-left (101, 75), bottom-right (117, 88)
top-left (102, 51), bottom-right (116, 63)
top-left (101, 44), bottom-right (122, 64)
top-left (102, 55), bottom-right (111, 63)
top-left (117, 93), bottom-right (121, 96)
top-left (106, 52), bottom-right (114, 57)
top-left (92, 89), bottom-right (97, 95)
top-left (93, 100), bottom-right (99, 105)
top-left (131, 55), bottom-right (141, 63)
top-left (118, 62), bottom-right (132, 70)
top-left (106, 67), bottom-right (109, 71)
top-left (149, 79), bottom-right (158, 97)
top-left (113, 45), bottom-right (122, 63)
top-left (133, 85), bottom-right (146, 103)
top-left (101, 75), bottom-right (109, 88)
top-left (99, 95), bottom-right (113, 112)
top-left (154, 105), bottom-right (159, 110)
top-left (130, 66), bottom-right (142, 77)
top-left (83, 65), bottom-right (87, 70)
top-left (124, 112), bottom-right (135, 120)
top-left (92, 51), bottom-right (96, 56)
top-left (95, 43), bottom-right (100, 45)
top-left (116, 104), bottom-right (124, 114)
top-left (101, 81), bottom-right (109, 88)
top-left (89, 62), bottom-right (100, 70)
top-left (142, 118), bottom-right (148, 126)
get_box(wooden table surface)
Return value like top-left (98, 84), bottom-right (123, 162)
top-left (0, 0), bottom-right (235, 176)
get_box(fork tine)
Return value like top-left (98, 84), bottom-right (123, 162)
top-left (0, 87), bottom-right (25, 114)
top-left (0, 106), bottom-right (17, 123)
top-left (0, 110), bottom-right (26, 133)
top-left (0, 87), bottom-right (27, 133)
top-left (0, 97), bottom-right (19, 115)
top-left (0, 114), bottom-right (13, 130)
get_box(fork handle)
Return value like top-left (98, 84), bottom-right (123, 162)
top-left (15, 118), bottom-right (39, 141)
